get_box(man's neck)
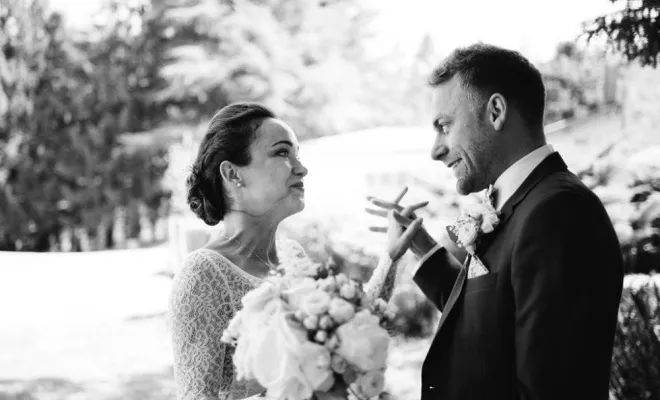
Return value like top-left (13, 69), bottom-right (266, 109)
top-left (490, 137), bottom-right (547, 186)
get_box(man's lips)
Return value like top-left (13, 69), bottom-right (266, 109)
top-left (290, 182), bottom-right (304, 190)
top-left (447, 159), bottom-right (461, 168)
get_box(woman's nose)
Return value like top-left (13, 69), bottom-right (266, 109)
top-left (294, 159), bottom-right (308, 177)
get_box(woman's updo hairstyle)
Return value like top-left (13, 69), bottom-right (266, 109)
top-left (186, 102), bottom-right (275, 225)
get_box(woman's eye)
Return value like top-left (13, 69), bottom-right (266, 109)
top-left (277, 149), bottom-right (289, 157)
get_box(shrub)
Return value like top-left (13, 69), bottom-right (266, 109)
top-left (610, 274), bottom-right (660, 400)
top-left (582, 146), bottom-right (660, 274)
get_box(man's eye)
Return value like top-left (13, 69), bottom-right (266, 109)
top-left (434, 120), bottom-right (449, 134)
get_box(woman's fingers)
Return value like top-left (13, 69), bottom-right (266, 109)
top-left (400, 201), bottom-right (429, 218)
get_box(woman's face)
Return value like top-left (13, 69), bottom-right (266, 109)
top-left (235, 118), bottom-right (308, 219)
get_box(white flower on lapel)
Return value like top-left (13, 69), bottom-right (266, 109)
top-left (450, 185), bottom-right (500, 254)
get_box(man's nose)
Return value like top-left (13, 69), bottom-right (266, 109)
top-left (431, 139), bottom-right (448, 161)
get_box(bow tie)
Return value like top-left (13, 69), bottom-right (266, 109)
top-left (485, 185), bottom-right (498, 209)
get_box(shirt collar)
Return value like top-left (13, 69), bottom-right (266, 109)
top-left (493, 144), bottom-right (555, 211)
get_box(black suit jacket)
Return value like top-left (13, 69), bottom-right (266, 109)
top-left (414, 152), bottom-right (623, 400)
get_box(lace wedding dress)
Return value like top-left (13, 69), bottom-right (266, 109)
top-left (169, 238), bottom-right (399, 400)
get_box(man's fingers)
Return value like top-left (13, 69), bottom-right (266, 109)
top-left (400, 201), bottom-right (429, 218)
top-left (365, 208), bottom-right (388, 218)
top-left (369, 226), bottom-right (387, 233)
top-left (392, 187), bottom-right (408, 204)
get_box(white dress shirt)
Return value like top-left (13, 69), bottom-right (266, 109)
top-left (492, 144), bottom-right (555, 210)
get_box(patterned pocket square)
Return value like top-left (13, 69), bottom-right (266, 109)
top-left (467, 255), bottom-right (489, 279)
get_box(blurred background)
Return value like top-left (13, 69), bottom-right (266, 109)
top-left (1, 0), bottom-right (660, 399)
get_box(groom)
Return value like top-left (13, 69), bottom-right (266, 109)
top-left (369, 43), bottom-right (623, 399)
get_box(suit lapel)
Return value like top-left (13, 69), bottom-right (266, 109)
top-left (475, 152), bottom-right (568, 258)
top-left (435, 255), bottom-right (469, 331)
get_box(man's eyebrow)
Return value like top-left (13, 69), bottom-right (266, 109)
top-left (433, 114), bottom-right (450, 129)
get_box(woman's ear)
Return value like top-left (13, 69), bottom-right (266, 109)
top-left (486, 93), bottom-right (507, 131)
top-left (219, 161), bottom-right (243, 188)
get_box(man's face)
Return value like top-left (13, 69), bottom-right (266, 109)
top-left (430, 75), bottom-right (494, 195)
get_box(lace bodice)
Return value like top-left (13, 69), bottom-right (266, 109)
top-left (169, 238), bottom-right (399, 400)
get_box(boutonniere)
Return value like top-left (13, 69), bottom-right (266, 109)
top-left (449, 185), bottom-right (500, 254)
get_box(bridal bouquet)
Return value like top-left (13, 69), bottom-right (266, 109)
top-left (221, 257), bottom-right (396, 400)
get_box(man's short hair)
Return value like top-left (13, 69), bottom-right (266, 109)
top-left (429, 43), bottom-right (546, 130)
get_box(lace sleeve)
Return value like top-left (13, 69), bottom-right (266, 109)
top-left (363, 253), bottom-right (399, 303)
top-left (281, 238), bottom-right (399, 303)
top-left (169, 251), bottom-right (236, 400)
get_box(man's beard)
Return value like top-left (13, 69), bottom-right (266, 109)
top-left (456, 163), bottom-right (490, 195)
top-left (456, 176), bottom-right (477, 196)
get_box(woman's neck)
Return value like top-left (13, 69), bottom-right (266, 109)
top-left (217, 210), bottom-right (280, 265)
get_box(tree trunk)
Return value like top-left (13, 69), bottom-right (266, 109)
top-left (105, 219), bottom-right (115, 249)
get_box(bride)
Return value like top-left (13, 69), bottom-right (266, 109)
top-left (169, 102), bottom-right (426, 400)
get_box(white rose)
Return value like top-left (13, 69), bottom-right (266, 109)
top-left (285, 258), bottom-right (321, 278)
top-left (339, 283), bottom-right (357, 300)
top-left (242, 279), bottom-right (281, 313)
top-left (353, 370), bottom-right (385, 398)
top-left (335, 310), bottom-right (389, 371)
top-left (384, 303), bottom-right (398, 321)
top-left (325, 334), bottom-right (339, 350)
top-left (481, 211), bottom-right (499, 234)
top-left (465, 204), bottom-right (488, 219)
top-left (284, 277), bottom-right (318, 309)
top-left (318, 277), bottom-right (338, 293)
top-left (331, 354), bottom-right (348, 374)
top-left (335, 273), bottom-right (349, 286)
top-left (301, 290), bottom-right (332, 316)
top-left (271, 376), bottom-right (313, 400)
top-left (328, 298), bottom-right (355, 323)
top-left (319, 315), bottom-right (335, 330)
top-left (315, 330), bottom-right (328, 343)
top-left (303, 315), bottom-right (319, 330)
top-left (386, 303), bottom-right (398, 315)
top-left (300, 342), bottom-right (335, 391)
top-left (373, 298), bottom-right (388, 313)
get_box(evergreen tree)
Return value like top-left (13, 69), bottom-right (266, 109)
top-left (584, 0), bottom-right (660, 68)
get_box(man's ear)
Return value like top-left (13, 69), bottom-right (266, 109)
top-left (486, 93), bottom-right (507, 131)
top-left (219, 160), bottom-right (242, 187)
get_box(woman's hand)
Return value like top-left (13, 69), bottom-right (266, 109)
top-left (366, 187), bottom-right (436, 261)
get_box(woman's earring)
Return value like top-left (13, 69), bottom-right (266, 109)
top-left (236, 181), bottom-right (243, 188)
